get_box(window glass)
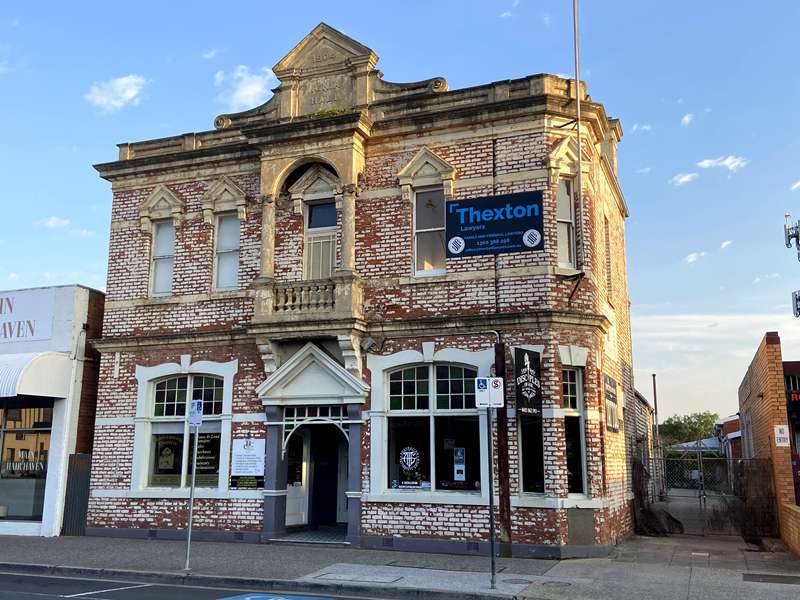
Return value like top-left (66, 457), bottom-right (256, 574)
top-left (308, 202), bottom-right (337, 229)
top-left (520, 415), bottom-right (544, 493)
top-left (4, 403), bottom-right (53, 430)
top-left (389, 367), bottom-right (429, 411)
top-left (217, 214), bottom-right (240, 251)
top-left (153, 221), bottom-right (175, 256)
top-left (435, 365), bottom-right (477, 409)
top-left (557, 222), bottom-right (573, 265)
top-left (556, 179), bottom-right (573, 221)
top-left (216, 252), bottom-right (239, 289)
top-left (305, 233), bottom-right (335, 280)
top-left (415, 189), bottom-right (445, 230)
top-left (187, 430), bottom-right (221, 487)
top-left (434, 416), bottom-right (480, 491)
top-left (153, 377), bottom-right (188, 417)
top-left (153, 257), bottom-right (174, 295)
top-left (149, 433), bottom-right (183, 487)
top-left (287, 434), bottom-right (304, 486)
top-left (192, 376), bottom-right (223, 415)
top-left (415, 230), bottom-right (446, 272)
top-left (388, 417), bottom-right (430, 490)
top-left (565, 415), bottom-right (584, 493)
top-left (562, 369), bottom-right (578, 410)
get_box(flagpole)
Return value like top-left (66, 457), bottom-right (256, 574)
top-left (572, 0), bottom-right (585, 268)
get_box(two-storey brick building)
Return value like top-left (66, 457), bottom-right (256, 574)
top-left (88, 23), bottom-right (635, 557)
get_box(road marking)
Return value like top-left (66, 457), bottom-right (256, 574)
top-left (61, 583), bottom-right (152, 598)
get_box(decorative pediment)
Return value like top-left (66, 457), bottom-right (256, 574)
top-left (256, 342), bottom-right (369, 406)
top-left (273, 23), bottom-right (377, 77)
top-left (139, 184), bottom-right (185, 232)
top-left (547, 136), bottom-right (591, 185)
top-left (397, 147), bottom-right (457, 202)
top-left (288, 164), bottom-right (341, 213)
top-left (201, 176), bottom-right (247, 224)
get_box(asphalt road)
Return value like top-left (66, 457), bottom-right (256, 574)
top-left (0, 572), bottom-right (365, 600)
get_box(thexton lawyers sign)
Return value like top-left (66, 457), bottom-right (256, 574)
top-left (0, 288), bottom-right (55, 343)
top-left (445, 191), bottom-right (544, 258)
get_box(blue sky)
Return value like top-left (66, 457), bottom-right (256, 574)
top-left (1, 1), bottom-right (798, 418)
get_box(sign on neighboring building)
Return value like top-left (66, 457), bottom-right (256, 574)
top-left (514, 348), bottom-right (542, 415)
top-left (0, 288), bottom-right (55, 344)
top-left (775, 425), bottom-right (791, 447)
top-left (230, 438), bottom-right (265, 489)
top-left (476, 377), bottom-right (504, 407)
top-left (445, 191), bottom-right (544, 258)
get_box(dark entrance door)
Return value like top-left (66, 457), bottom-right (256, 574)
top-left (308, 425), bottom-right (340, 528)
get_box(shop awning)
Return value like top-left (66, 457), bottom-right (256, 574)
top-left (0, 352), bottom-right (72, 398)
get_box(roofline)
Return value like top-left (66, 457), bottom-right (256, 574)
top-left (0, 283), bottom-right (105, 296)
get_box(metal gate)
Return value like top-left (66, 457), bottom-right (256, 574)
top-left (61, 453), bottom-right (91, 536)
top-left (646, 455), bottom-right (778, 540)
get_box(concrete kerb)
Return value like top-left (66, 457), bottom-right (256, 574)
top-left (0, 562), bottom-right (515, 600)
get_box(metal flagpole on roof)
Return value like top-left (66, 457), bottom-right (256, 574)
top-left (572, 0), bottom-right (585, 267)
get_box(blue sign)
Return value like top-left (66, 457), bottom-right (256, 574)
top-left (445, 191), bottom-right (544, 258)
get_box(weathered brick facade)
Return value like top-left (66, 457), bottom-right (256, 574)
top-left (88, 23), bottom-right (635, 556)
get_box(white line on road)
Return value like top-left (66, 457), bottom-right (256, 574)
top-left (61, 583), bottom-right (152, 598)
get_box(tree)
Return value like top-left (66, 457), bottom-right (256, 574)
top-left (659, 411), bottom-right (719, 444)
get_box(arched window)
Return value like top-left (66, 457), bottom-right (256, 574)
top-left (386, 363), bottom-right (480, 493)
top-left (148, 374), bottom-right (224, 489)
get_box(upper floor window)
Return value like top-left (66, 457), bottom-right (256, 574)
top-left (305, 201), bottom-right (337, 279)
top-left (414, 187), bottom-right (446, 275)
top-left (151, 220), bottom-right (175, 295)
top-left (215, 213), bottom-right (240, 289)
top-left (604, 215), bottom-right (613, 298)
top-left (149, 374), bottom-right (223, 488)
top-left (556, 179), bottom-right (576, 268)
top-left (564, 367), bottom-right (586, 494)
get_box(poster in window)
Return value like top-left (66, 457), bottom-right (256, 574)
top-left (189, 432), bottom-right (221, 487)
top-left (453, 447), bottom-right (466, 482)
top-left (151, 434), bottom-right (183, 486)
top-left (230, 438), bottom-right (265, 489)
top-left (515, 348), bottom-right (542, 415)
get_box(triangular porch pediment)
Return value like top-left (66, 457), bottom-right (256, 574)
top-left (256, 342), bottom-right (369, 406)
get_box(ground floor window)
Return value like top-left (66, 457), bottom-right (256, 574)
top-left (0, 398), bottom-right (53, 521)
top-left (388, 417), bottom-right (431, 489)
top-left (520, 415), bottom-right (544, 493)
top-left (563, 367), bottom-right (586, 494)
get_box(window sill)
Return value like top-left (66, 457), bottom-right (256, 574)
top-left (92, 488), bottom-right (263, 500)
top-left (363, 491), bottom-right (486, 505)
top-left (512, 494), bottom-right (607, 509)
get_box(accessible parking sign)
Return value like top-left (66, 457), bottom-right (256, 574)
top-left (445, 191), bottom-right (544, 258)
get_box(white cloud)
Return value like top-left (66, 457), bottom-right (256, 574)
top-left (633, 312), bottom-right (800, 419)
top-left (9, 19), bottom-right (20, 27)
top-left (214, 65), bottom-right (275, 112)
top-left (499, 11), bottom-right (512, 17)
top-left (36, 216), bottom-right (70, 229)
top-left (202, 49), bottom-right (219, 60)
top-left (631, 123), bottom-right (652, 133)
top-left (635, 167), bottom-right (652, 174)
top-left (681, 113), bottom-right (694, 127)
top-left (7, 273), bottom-right (19, 281)
top-left (684, 251), bottom-right (707, 264)
top-left (720, 240), bottom-right (733, 249)
top-left (69, 228), bottom-right (95, 238)
top-left (512, 0), bottom-right (520, 7)
top-left (669, 172), bottom-right (698, 186)
top-left (696, 155), bottom-right (748, 173)
top-left (84, 74), bottom-right (147, 112)
top-left (791, 181), bottom-right (800, 191)
top-left (542, 14), bottom-right (551, 26)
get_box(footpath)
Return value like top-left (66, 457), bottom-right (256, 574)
top-left (0, 533), bottom-right (798, 599)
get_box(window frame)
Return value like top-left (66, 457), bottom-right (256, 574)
top-left (412, 185), bottom-right (447, 277)
top-left (147, 374), bottom-right (224, 489)
top-left (556, 178), bottom-right (577, 269)
top-left (150, 219), bottom-right (176, 297)
top-left (213, 212), bottom-right (241, 291)
top-left (304, 199), bottom-right (337, 280)
top-left (563, 367), bottom-right (588, 497)
top-left (386, 362), bottom-right (481, 493)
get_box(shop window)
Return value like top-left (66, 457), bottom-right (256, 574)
top-left (215, 213), bottom-right (240, 290)
top-left (0, 399), bottom-right (53, 521)
top-left (563, 368), bottom-right (586, 494)
top-left (151, 219), bottom-right (175, 295)
top-left (520, 415), bottom-right (544, 493)
top-left (556, 178), bottom-right (576, 268)
top-left (148, 374), bottom-right (223, 488)
top-left (414, 187), bottom-right (446, 275)
top-left (386, 363), bottom-right (480, 492)
top-left (305, 201), bottom-right (337, 280)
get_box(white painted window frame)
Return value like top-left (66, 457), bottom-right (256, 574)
top-left (213, 212), bottom-right (241, 291)
top-left (562, 366), bottom-right (588, 497)
top-left (412, 185), bottom-right (447, 278)
top-left (366, 343), bottom-right (493, 504)
top-left (150, 219), bottom-right (175, 297)
top-left (304, 196), bottom-right (337, 280)
top-left (130, 356), bottom-right (237, 498)
top-left (556, 177), bottom-right (577, 269)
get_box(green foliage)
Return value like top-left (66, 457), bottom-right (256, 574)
top-left (659, 411), bottom-right (719, 444)
top-left (310, 107), bottom-right (357, 119)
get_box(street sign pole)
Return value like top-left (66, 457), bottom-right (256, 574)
top-left (486, 405), bottom-right (496, 590)
top-left (184, 398), bottom-right (203, 572)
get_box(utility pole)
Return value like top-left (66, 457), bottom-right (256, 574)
top-left (494, 342), bottom-right (512, 557)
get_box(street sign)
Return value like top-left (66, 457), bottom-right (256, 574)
top-left (475, 377), bottom-right (504, 407)
top-left (793, 291), bottom-right (800, 317)
top-left (188, 398), bottom-right (203, 427)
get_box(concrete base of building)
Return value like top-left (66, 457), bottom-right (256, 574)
top-left (86, 527), bottom-right (611, 558)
